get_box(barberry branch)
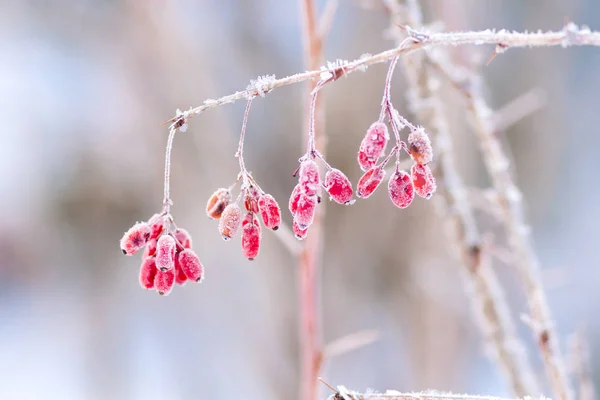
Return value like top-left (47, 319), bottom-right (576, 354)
top-left (383, 0), bottom-right (539, 396)
top-left (164, 23), bottom-right (599, 127)
top-left (426, 46), bottom-right (573, 400)
top-left (162, 125), bottom-right (177, 214)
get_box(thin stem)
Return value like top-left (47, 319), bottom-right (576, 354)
top-left (300, 0), bottom-right (325, 399)
top-left (162, 125), bottom-right (177, 213)
top-left (236, 97), bottom-right (254, 184)
top-left (164, 23), bottom-right (599, 127)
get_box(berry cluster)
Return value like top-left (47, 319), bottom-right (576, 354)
top-left (120, 213), bottom-right (204, 296)
top-left (356, 56), bottom-right (436, 207)
top-left (205, 98), bottom-right (282, 260)
top-left (289, 79), bottom-right (354, 240)
top-left (206, 183), bottom-right (281, 260)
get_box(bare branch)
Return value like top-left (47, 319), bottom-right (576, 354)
top-left (318, 0), bottom-right (339, 40)
top-left (426, 46), bottom-right (573, 400)
top-left (493, 88), bottom-right (547, 132)
top-left (383, 0), bottom-right (538, 396)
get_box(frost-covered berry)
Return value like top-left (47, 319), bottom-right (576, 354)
top-left (293, 221), bottom-right (308, 240)
top-left (294, 194), bottom-right (317, 229)
top-left (241, 212), bottom-right (262, 260)
top-left (139, 257), bottom-right (157, 289)
top-left (148, 214), bottom-right (165, 239)
top-left (324, 169), bottom-right (353, 205)
top-left (388, 170), bottom-right (415, 208)
top-left (219, 204), bottom-right (242, 240)
top-left (142, 238), bottom-right (157, 259)
top-left (356, 167), bottom-right (386, 198)
top-left (154, 268), bottom-right (175, 296)
top-left (178, 249), bottom-right (204, 282)
top-left (174, 228), bottom-right (192, 250)
top-left (258, 194), bottom-right (281, 230)
top-left (174, 255), bottom-right (188, 285)
top-left (156, 234), bottom-right (176, 271)
top-left (289, 184), bottom-right (302, 215)
top-left (411, 163), bottom-right (436, 199)
top-left (120, 222), bottom-right (151, 255)
top-left (206, 188), bottom-right (231, 219)
top-left (298, 160), bottom-right (320, 196)
top-left (358, 122), bottom-right (389, 171)
top-left (408, 127), bottom-right (433, 165)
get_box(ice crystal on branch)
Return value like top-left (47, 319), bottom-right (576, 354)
top-left (247, 75), bottom-right (276, 97)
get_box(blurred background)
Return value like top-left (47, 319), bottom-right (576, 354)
top-left (1, 0), bottom-right (599, 399)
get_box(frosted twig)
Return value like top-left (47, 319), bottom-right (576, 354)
top-left (568, 333), bottom-right (596, 400)
top-left (328, 386), bottom-right (547, 400)
top-left (162, 125), bottom-right (177, 214)
top-left (384, 0), bottom-right (538, 396)
top-left (164, 23), bottom-right (600, 126)
top-left (427, 45), bottom-right (573, 400)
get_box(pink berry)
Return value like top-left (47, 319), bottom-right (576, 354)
top-left (154, 268), bottom-right (175, 296)
top-left (358, 122), bottom-right (389, 171)
top-left (219, 204), bottom-right (242, 240)
top-left (139, 257), bottom-right (157, 289)
top-left (388, 170), bottom-right (415, 208)
top-left (298, 160), bottom-right (320, 196)
top-left (293, 221), bottom-right (308, 240)
top-left (411, 163), bottom-right (437, 199)
top-left (156, 234), bottom-right (176, 271)
top-left (206, 188), bottom-right (231, 220)
top-left (120, 222), bottom-right (151, 255)
top-left (356, 167), bottom-right (386, 198)
top-left (174, 228), bottom-right (192, 250)
top-left (241, 212), bottom-right (262, 260)
top-left (294, 194), bottom-right (317, 229)
top-left (142, 238), bottom-right (157, 259)
top-left (324, 168), bottom-right (353, 205)
top-left (289, 184), bottom-right (302, 215)
top-left (408, 127), bottom-right (433, 165)
top-left (178, 249), bottom-right (204, 282)
top-left (258, 194), bottom-right (281, 230)
top-left (148, 214), bottom-right (165, 239)
top-left (174, 254), bottom-right (188, 285)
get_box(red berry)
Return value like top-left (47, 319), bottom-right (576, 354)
top-left (324, 168), bottom-right (353, 205)
top-left (358, 122), bottom-right (389, 171)
top-left (298, 160), bottom-right (320, 196)
top-left (156, 234), bottom-right (176, 271)
top-left (154, 268), bottom-right (175, 296)
top-left (206, 188), bottom-right (231, 219)
top-left (174, 254), bottom-right (188, 285)
top-left (388, 170), bottom-right (415, 208)
top-left (120, 222), bottom-right (151, 255)
top-left (139, 257), bottom-right (157, 289)
top-left (148, 214), bottom-right (165, 239)
top-left (219, 204), bottom-right (242, 240)
top-left (258, 194), bottom-right (281, 230)
top-left (142, 238), bottom-right (157, 259)
top-left (294, 194), bottom-right (317, 229)
top-left (411, 163), bottom-right (437, 199)
top-left (408, 127), bottom-right (433, 165)
top-left (293, 221), bottom-right (308, 240)
top-left (289, 184), bottom-right (302, 215)
top-left (241, 212), bottom-right (261, 260)
top-left (178, 249), bottom-right (204, 282)
top-left (244, 187), bottom-right (260, 213)
top-left (174, 228), bottom-right (192, 250)
top-left (356, 167), bottom-right (386, 198)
